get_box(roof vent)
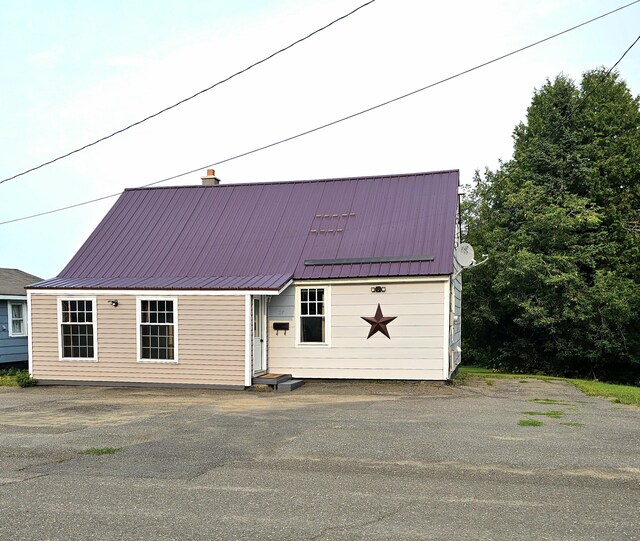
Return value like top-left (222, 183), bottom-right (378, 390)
top-left (201, 169), bottom-right (221, 186)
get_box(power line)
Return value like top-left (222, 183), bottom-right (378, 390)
top-left (575, 33), bottom-right (640, 110)
top-left (601, 33), bottom-right (640, 76)
top-left (2, 0), bottom-right (639, 227)
top-left (539, 32), bottom-right (640, 139)
top-left (0, 0), bottom-right (377, 186)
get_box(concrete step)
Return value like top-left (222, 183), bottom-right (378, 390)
top-left (252, 373), bottom-right (292, 386)
top-left (277, 379), bottom-right (305, 392)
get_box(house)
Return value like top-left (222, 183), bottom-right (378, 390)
top-left (28, 170), bottom-right (463, 389)
top-left (1, 268), bottom-right (42, 366)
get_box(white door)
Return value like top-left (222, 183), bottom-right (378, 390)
top-left (253, 297), bottom-right (266, 373)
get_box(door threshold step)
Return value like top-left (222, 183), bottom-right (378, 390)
top-left (252, 373), bottom-right (292, 386)
top-left (277, 379), bottom-right (305, 392)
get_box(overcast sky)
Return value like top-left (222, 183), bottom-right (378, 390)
top-left (1, 0), bottom-right (639, 279)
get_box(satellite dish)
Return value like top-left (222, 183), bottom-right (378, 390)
top-left (455, 243), bottom-right (475, 267)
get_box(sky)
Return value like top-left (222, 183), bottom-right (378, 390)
top-left (1, 0), bottom-right (639, 280)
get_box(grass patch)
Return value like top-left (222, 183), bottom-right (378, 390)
top-left (459, 366), bottom-right (571, 381)
top-left (560, 422), bottom-right (584, 427)
top-left (521, 410), bottom-right (565, 418)
top-left (518, 419), bottom-right (543, 427)
top-left (0, 375), bottom-right (18, 387)
top-left (81, 447), bottom-right (121, 455)
top-left (459, 367), bottom-right (496, 376)
top-left (570, 380), bottom-right (640, 407)
top-left (457, 366), bottom-right (640, 407)
top-left (485, 379), bottom-right (494, 386)
top-left (458, 366), bottom-right (560, 382)
top-left (0, 369), bottom-right (36, 387)
top-left (530, 398), bottom-right (572, 405)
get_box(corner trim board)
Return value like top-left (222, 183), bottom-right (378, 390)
top-left (443, 279), bottom-right (450, 379)
top-left (27, 291), bottom-right (33, 376)
top-left (244, 294), bottom-right (252, 386)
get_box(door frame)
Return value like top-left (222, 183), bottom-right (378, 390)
top-left (252, 295), bottom-right (267, 374)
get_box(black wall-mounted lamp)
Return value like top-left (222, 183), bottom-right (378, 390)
top-left (371, 286), bottom-right (386, 293)
top-left (109, 300), bottom-right (119, 307)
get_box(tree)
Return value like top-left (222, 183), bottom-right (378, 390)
top-left (462, 69), bottom-right (640, 384)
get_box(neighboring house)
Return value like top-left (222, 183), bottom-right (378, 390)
top-left (28, 170), bottom-right (463, 389)
top-left (1, 268), bottom-right (42, 364)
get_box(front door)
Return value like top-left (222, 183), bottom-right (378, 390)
top-left (253, 296), bottom-right (266, 373)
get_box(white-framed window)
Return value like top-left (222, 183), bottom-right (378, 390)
top-left (296, 286), bottom-right (331, 346)
top-left (58, 298), bottom-right (97, 360)
top-left (137, 298), bottom-right (178, 363)
top-left (8, 301), bottom-right (27, 337)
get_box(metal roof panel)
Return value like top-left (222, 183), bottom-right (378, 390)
top-left (40, 171), bottom-right (459, 290)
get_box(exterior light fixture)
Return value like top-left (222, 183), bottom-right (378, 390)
top-left (109, 300), bottom-right (119, 307)
top-left (371, 286), bottom-right (386, 293)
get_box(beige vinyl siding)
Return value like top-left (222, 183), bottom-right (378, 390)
top-left (268, 280), bottom-right (447, 380)
top-left (30, 293), bottom-right (246, 386)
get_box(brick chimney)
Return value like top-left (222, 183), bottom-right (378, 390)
top-left (201, 169), bottom-right (220, 186)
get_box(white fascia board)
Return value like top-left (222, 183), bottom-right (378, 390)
top-left (292, 276), bottom-right (449, 287)
top-left (276, 279), bottom-right (294, 295)
top-left (29, 288), bottom-right (287, 297)
top-left (27, 278), bottom-right (442, 296)
top-left (0, 295), bottom-right (28, 301)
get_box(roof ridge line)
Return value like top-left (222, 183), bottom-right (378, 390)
top-left (124, 170), bottom-right (460, 192)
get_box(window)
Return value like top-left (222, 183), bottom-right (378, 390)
top-left (299, 287), bottom-right (328, 344)
top-left (8, 302), bottom-right (26, 337)
top-left (138, 299), bottom-right (177, 362)
top-left (60, 299), bottom-right (96, 359)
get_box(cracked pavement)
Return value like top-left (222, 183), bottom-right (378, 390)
top-left (0, 378), bottom-right (638, 540)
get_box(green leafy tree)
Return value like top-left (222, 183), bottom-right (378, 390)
top-left (462, 69), bottom-right (640, 383)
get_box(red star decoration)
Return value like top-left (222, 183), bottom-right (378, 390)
top-left (361, 303), bottom-right (397, 339)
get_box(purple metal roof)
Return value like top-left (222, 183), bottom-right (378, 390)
top-left (31, 171), bottom-right (459, 290)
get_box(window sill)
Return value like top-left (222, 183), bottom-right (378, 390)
top-left (137, 359), bottom-right (179, 364)
top-left (59, 358), bottom-right (98, 362)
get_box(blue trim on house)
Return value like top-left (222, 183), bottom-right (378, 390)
top-left (0, 300), bottom-right (29, 363)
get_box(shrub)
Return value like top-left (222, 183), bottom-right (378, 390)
top-left (15, 370), bottom-right (37, 387)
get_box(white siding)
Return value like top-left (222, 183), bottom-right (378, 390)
top-left (268, 280), bottom-right (448, 380)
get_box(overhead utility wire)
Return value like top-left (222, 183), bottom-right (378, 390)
top-left (546, 31), bottom-right (640, 138)
top-left (575, 32), bottom-right (640, 110)
top-left (2, 1), bottom-right (639, 227)
top-left (0, 0), bottom-right (376, 185)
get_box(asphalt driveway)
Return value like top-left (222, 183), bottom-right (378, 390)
top-left (0, 378), bottom-right (638, 540)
